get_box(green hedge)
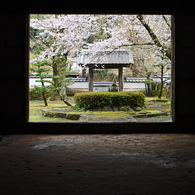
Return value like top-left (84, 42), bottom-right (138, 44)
top-left (74, 92), bottom-right (145, 110)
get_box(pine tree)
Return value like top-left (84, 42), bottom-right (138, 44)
top-left (52, 55), bottom-right (74, 106)
top-left (30, 59), bottom-right (52, 106)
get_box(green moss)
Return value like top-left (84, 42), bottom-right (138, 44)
top-left (102, 106), bottom-right (113, 111)
top-left (120, 106), bottom-right (128, 111)
top-left (29, 100), bottom-right (70, 122)
top-left (29, 96), bottom-right (171, 122)
top-left (85, 110), bottom-right (129, 120)
top-left (66, 114), bottom-right (80, 120)
top-left (148, 110), bottom-right (162, 114)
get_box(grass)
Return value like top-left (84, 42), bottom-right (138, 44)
top-left (29, 100), bottom-right (71, 122)
top-left (145, 96), bottom-right (170, 102)
top-left (85, 110), bottom-right (129, 120)
top-left (29, 96), bottom-right (171, 122)
top-left (29, 100), bottom-right (132, 122)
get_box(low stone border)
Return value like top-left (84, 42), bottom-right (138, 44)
top-left (42, 108), bottom-right (170, 121)
top-left (42, 109), bottom-right (81, 120)
top-left (133, 111), bottom-right (171, 118)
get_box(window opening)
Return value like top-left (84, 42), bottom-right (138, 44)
top-left (29, 14), bottom-right (173, 123)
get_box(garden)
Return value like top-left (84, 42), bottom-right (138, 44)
top-left (29, 14), bottom-right (172, 122)
top-left (29, 91), bottom-right (171, 122)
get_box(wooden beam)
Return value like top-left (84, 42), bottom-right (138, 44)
top-left (89, 67), bottom-right (93, 92)
top-left (119, 66), bottom-right (123, 91)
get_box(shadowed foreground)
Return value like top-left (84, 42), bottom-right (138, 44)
top-left (0, 134), bottom-right (194, 194)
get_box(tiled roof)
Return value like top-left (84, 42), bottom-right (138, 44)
top-left (78, 49), bottom-right (134, 65)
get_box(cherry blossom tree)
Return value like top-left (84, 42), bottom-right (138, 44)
top-left (30, 14), bottom-right (171, 101)
top-left (30, 14), bottom-right (98, 58)
top-left (137, 15), bottom-right (171, 60)
top-left (30, 14), bottom-right (171, 65)
top-left (30, 14), bottom-right (98, 105)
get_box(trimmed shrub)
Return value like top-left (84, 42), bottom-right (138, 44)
top-left (74, 92), bottom-right (145, 110)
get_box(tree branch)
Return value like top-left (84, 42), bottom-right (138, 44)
top-left (162, 15), bottom-right (171, 29)
top-left (137, 15), bottom-right (171, 60)
top-left (119, 42), bottom-right (155, 47)
top-left (30, 33), bottom-right (50, 50)
top-left (106, 42), bottom-right (155, 55)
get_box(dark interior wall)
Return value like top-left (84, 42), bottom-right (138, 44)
top-left (0, 5), bottom-right (195, 133)
top-left (176, 14), bottom-right (195, 118)
top-left (0, 13), bottom-right (27, 124)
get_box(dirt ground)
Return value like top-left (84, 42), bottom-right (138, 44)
top-left (0, 134), bottom-right (194, 194)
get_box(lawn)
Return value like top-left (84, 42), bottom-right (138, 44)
top-left (29, 99), bottom-right (135, 122)
top-left (29, 100), bottom-right (71, 122)
top-left (29, 96), bottom-right (171, 122)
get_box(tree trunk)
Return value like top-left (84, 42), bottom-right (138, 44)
top-left (41, 81), bottom-right (48, 106)
top-left (147, 83), bottom-right (151, 95)
top-left (52, 59), bottom-right (59, 88)
top-left (42, 92), bottom-right (48, 106)
top-left (158, 65), bottom-right (164, 99)
top-left (58, 93), bottom-right (72, 106)
top-left (137, 15), bottom-right (171, 60)
top-left (52, 53), bottom-right (72, 106)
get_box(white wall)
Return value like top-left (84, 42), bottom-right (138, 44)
top-left (30, 78), bottom-right (146, 92)
top-left (69, 82), bottom-right (145, 92)
top-left (69, 82), bottom-right (89, 92)
top-left (124, 82), bottom-right (145, 92)
top-left (29, 78), bottom-right (52, 89)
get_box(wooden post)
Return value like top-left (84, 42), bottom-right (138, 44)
top-left (89, 67), bottom-right (93, 92)
top-left (119, 66), bottom-right (123, 91)
top-left (171, 14), bottom-right (175, 122)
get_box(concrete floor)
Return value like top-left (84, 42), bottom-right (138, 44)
top-left (0, 134), bottom-right (194, 194)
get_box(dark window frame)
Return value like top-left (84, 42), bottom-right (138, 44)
top-left (26, 12), bottom-right (175, 133)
